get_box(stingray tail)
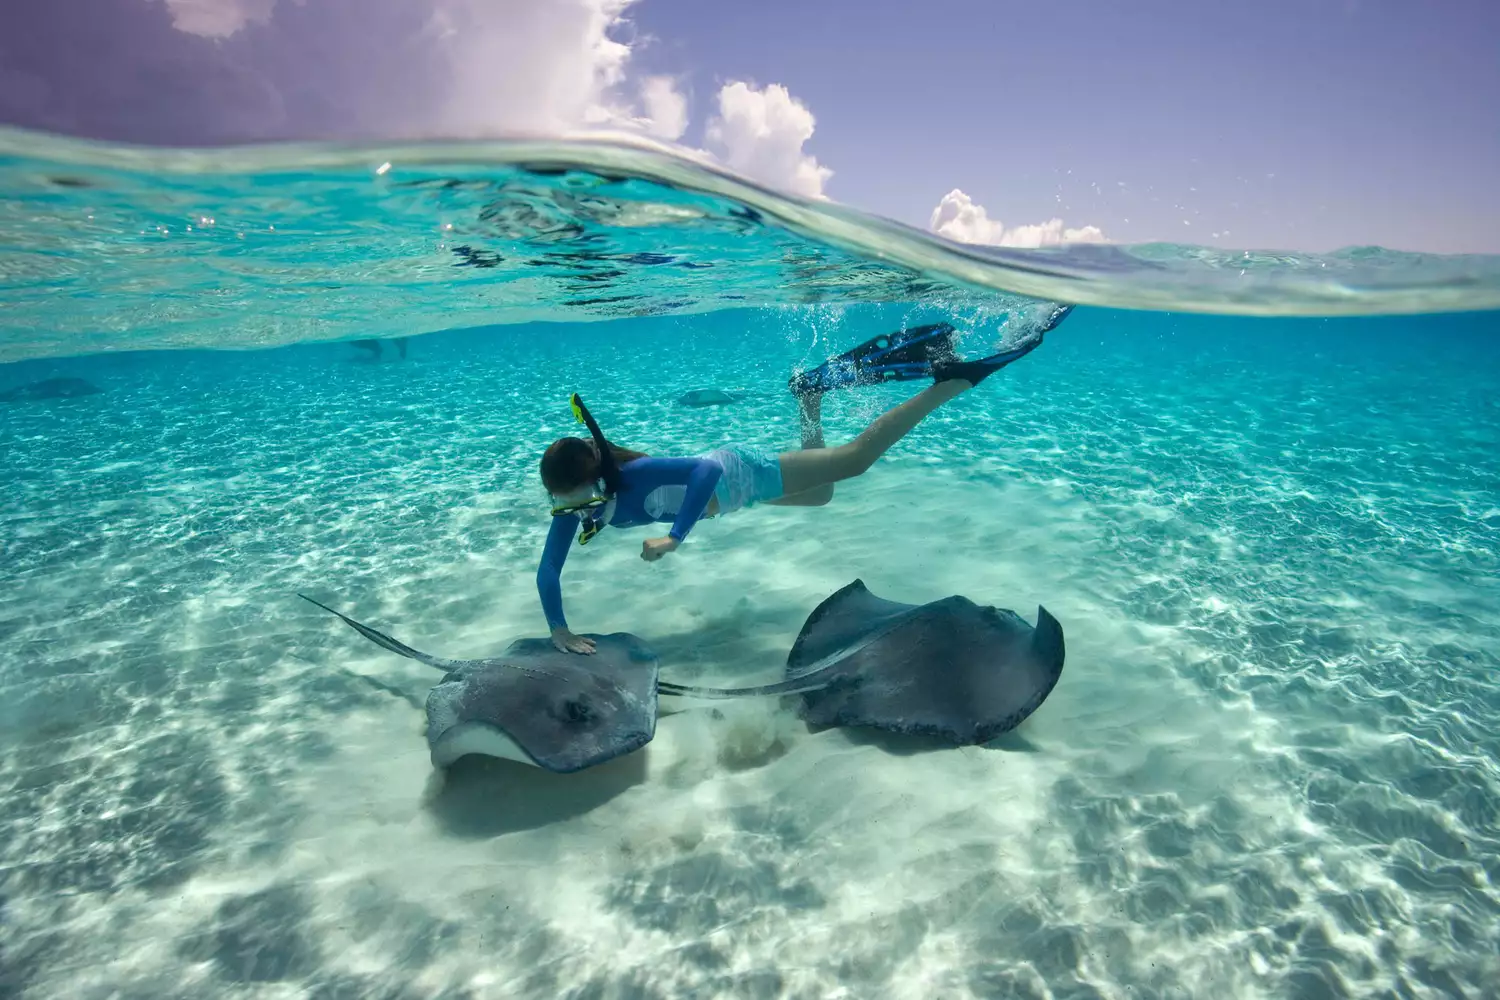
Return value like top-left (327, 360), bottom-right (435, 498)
top-left (1033, 605), bottom-right (1066, 670)
top-left (657, 675), bottom-right (833, 700)
top-left (298, 594), bottom-right (450, 671)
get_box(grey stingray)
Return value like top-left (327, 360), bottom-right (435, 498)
top-left (299, 595), bottom-right (661, 772)
top-left (658, 580), bottom-right (1066, 744)
top-left (675, 388), bottom-right (740, 407)
top-left (0, 377), bottom-right (102, 402)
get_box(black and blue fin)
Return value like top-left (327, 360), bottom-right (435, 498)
top-left (931, 335), bottom-right (1044, 387)
top-left (789, 322), bottom-right (959, 396)
top-left (931, 303), bottom-right (1072, 387)
top-left (298, 594), bottom-right (452, 671)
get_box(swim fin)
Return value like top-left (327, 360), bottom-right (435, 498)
top-left (930, 304), bottom-right (1073, 387)
top-left (931, 334), bottom-right (1045, 387)
top-left (788, 322), bottom-right (959, 397)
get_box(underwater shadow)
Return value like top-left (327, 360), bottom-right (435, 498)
top-left (338, 668), bottom-right (425, 710)
top-left (422, 750), bottom-right (648, 839)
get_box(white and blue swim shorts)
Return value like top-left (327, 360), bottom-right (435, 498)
top-left (703, 444), bottom-right (784, 514)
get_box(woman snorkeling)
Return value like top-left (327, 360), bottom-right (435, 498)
top-left (538, 309), bottom-right (1071, 654)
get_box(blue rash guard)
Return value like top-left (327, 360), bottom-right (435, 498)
top-left (537, 456), bottom-right (723, 631)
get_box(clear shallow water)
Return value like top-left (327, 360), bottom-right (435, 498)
top-left (2, 133), bottom-right (1500, 999)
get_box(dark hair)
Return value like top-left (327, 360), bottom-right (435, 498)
top-left (540, 437), bottom-right (648, 495)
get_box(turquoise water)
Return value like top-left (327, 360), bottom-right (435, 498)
top-left (2, 131), bottom-right (1500, 999)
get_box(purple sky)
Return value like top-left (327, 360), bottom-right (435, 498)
top-left (2, 0), bottom-right (1496, 253)
top-left (627, 0), bottom-right (1500, 253)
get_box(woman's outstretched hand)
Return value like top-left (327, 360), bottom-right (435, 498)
top-left (641, 536), bottom-right (680, 562)
top-left (551, 627), bottom-right (597, 655)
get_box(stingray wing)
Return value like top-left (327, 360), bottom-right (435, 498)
top-left (785, 579), bottom-right (923, 675)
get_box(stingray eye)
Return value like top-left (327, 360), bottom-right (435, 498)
top-left (561, 697), bottom-right (594, 724)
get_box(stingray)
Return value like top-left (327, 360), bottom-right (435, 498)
top-left (658, 580), bottom-right (1066, 744)
top-left (0, 377), bottom-right (102, 402)
top-left (299, 595), bottom-right (661, 772)
top-left (675, 388), bottom-right (739, 407)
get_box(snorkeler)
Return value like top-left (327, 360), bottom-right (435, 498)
top-left (538, 307), bottom-right (1072, 654)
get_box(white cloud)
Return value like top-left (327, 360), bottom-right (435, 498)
top-left (415, 0), bottom-right (645, 136)
top-left (930, 188), bottom-right (1108, 248)
top-left (637, 75), bottom-right (688, 141)
top-left (704, 81), bottom-right (833, 200)
top-left (152, 0), bottom-right (672, 139)
top-left (150, 2), bottom-right (830, 199)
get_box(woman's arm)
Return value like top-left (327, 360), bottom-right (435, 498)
top-left (627, 456), bottom-right (723, 562)
top-left (668, 457), bottom-right (723, 542)
top-left (627, 456), bottom-right (723, 541)
top-left (537, 514), bottom-right (595, 653)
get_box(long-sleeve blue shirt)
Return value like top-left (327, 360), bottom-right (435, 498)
top-left (537, 456), bottom-right (723, 631)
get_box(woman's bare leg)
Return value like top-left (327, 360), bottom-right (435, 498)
top-left (764, 393), bottom-right (833, 507)
top-left (775, 379), bottom-right (970, 500)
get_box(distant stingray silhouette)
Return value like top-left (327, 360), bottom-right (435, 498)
top-left (675, 388), bottom-right (739, 407)
top-left (0, 377), bottom-right (102, 402)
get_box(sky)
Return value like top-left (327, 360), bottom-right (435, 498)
top-left (1, 0), bottom-right (1496, 254)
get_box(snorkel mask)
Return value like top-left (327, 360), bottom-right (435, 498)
top-left (549, 393), bottom-right (621, 546)
top-left (550, 481), bottom-right (610, 543)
